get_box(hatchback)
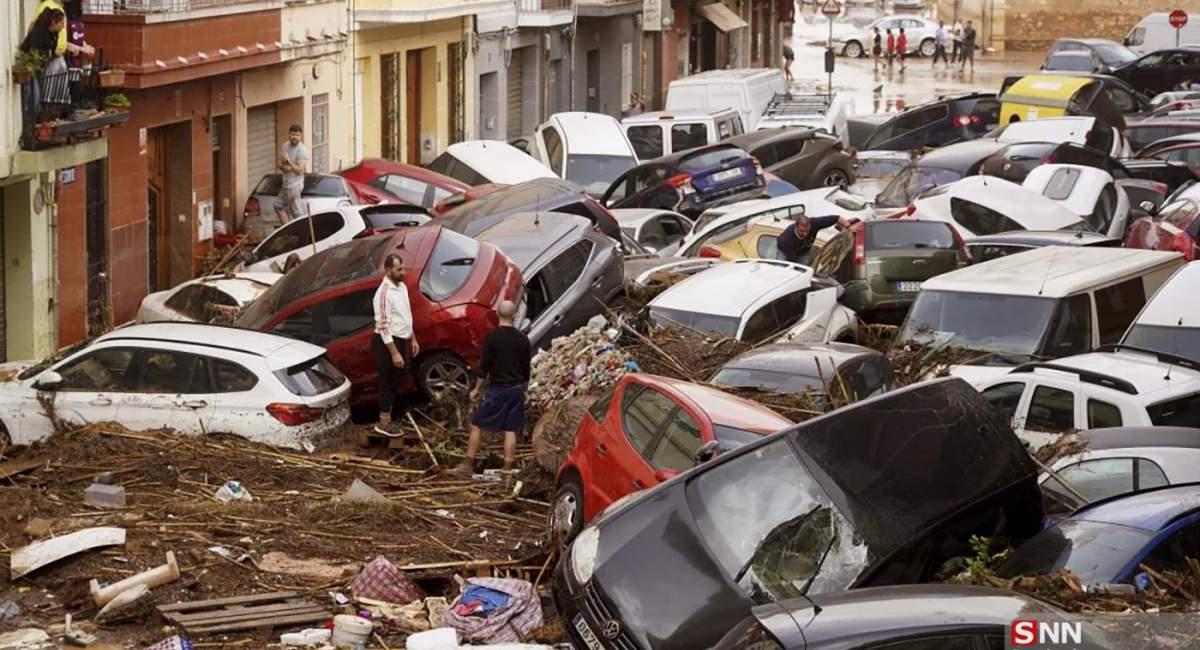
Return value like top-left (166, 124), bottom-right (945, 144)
top-left (242, 205), bottom-right (431, 273)
top-left (601, 143), bottom-right (766, 218)
top-left (1111, 47), bottom-right (1200, 97)
top-left (710, 342), bottom-right (894, 402)
top-left (337, 158), bottom-right (469, 209)
top-left (860, 93), bottom-right (1002, 152)
top-left (136, 273), bottom-right (280, 324)
top-left (726, 127), bottom-right (855, 189)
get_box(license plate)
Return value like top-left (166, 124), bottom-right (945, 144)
top-left (711, 168), bottom-right (743, 182)
top-left (574, 615), bottom-right (605, 650)
top-left (896, 281), bottom-right (923, 292)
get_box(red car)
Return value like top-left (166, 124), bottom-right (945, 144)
top-left (338, 159), bottom-right (470, 210)
top-left (551, 374), bottom-right (792, 541)
top-left (1125, 195), bottom-right (1200, 261)
top-left (236, 225), bottom-right (523, 407)
top-left (431, 183), bottom-right (506, 216)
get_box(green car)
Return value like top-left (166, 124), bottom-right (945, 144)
top-left (809, 220), bottom-right (970, 323)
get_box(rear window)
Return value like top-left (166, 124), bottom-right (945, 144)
top-left (254, 175), bottom-right (347, 197)
top-left (361, 206), bottom-right (429, 230)
top-left (419, 229), bottom-right (481, 301)
top-left (1148, 392), bottom-right (1200, 427)
top-left (165, 285), bottom-right (238, 321)
top-left (1043, 167), bottom-right (1082, 200)
top-left (649, 306), bottom-right (740, 337)
top-left (866, 222), bottom-right (956, 250)
top-left (679, 146), bottom-right (747, 172)
top-left (950, 197), bottom-right (1023, 235)
top-left (875, 165), bottom-right (963, 209)
top-left (274, 356), bottom-right (347, 396)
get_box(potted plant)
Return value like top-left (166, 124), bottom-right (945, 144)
top-left (99, 67), bottom-right (125, 87)
top-left (12, 50), bottom-right (46, 84)
top-left (103, 93), bottom-right (131, 111)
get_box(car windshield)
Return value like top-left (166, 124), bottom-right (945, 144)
top-left (898, 290), bottom-right (1060, 360)
top-left (254, 175), bottom-right (346, 197)
top-left (875, 165), bottom-right (963, 209)
top-left (711, 367), bottom-right (826, 394)
top-left (419, 229), bottom-right (480, 302)
top-left (1148, 392), bottom-right (1200, 427)
top-left (566, 154), bottom-right (637, 195)
top-left (1122, 324), bottom-right (1200, 364)
top-left (649, 306), bottom-right (741, 337)
top-left (273, 355), bottom-right (347, 396)
top-left (1092, 43), bottom-right (1137, 65)
top-left (866, 221), bottom-right (956, 249)
top-left (996, 520), bottom-right (1154, 584)
top-left (855, 157), bottom-right (908, 178)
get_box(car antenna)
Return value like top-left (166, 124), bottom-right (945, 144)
top-left (1036, 246), bottom-right (1060, 297)
top-left (1164, 315), bottom-right (1185, 381)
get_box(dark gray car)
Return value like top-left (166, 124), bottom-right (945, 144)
top-left (468, 212), bottom-right (624, 350)
top-left (710, 342), bottom-right (893, 404)
top-left (726, 128), bottom-right (856, 190)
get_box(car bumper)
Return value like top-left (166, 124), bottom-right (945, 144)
top-left (552, 556), bottom-right (641, 650)
top-left (678, 183), bottom-right (768, 217)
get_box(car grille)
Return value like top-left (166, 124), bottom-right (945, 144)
top-left (581, 582), bottom-right (641, 650)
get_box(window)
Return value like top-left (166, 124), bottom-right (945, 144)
top-left (325, 290), bottom-right (376, 338)
top-left (543, 126), bottom-right (565, 176)
top-left (649, 409), bottom-right (703, 472)
top-left (254, 212), bottom-right (346, 260)
top-left (866, 221), bottom-right (955, 250)
top-left (967, 244), bottom-right (1028, 263)
top-left (135, 350), bottom-right (210, 394)
top-left (1087, 399), bottom-right (1123, 428)
top-left (1044, 294), bottom-right (1093, 356)
top-left (544, 241), bottom-right (593, 300)
top-left (1043, 167), bottom-right (1081, 201)
top-left (57, 348), bottom-right (136, 391)
top-left (378, 175), bottom-right (432, 207)
top-left (638, 217), bottom-right (668, 249)
top-left (751, 143), bottom-right (779, 167)
top-left (628, 125), bottom-right (664, 160)
top-left (1026, 385), bottom-right (1076, 432)
top-left (1089, 184), bottom-right (1118, 234)
top-left (1094, 278), bottom-right (1146, 345)
top-left (1105, 87), bottom-right (1139, 114)
top-left (742, 292), bottom-right (809, 343)
top-left (949, 197), bottom-right (1023, 235)
top-left (621, 384), bottom-right (676, 455)
top-left (661, 216), bottom-right (688, 243)
top-left (214, 360), bottom-right (258, 393)
top-left (311, 93), bottom-right (329, 174)
top-left (1148, 392), bottom-right (1200, 427)
top-left (981, 382), bottom-right (1025, 423)
top-left (1142, 521), bottom-right (1200, 575)
top-left (620, 42), bottom-right (633, 114)
top-left (420, 229), bottom-right (481, 301)
top-left (274, 355), bottom-right (346, 396)
top-left (756, 233), bottom-right (781, 259)
top-left (1046, 457), bottom-right (1168, 507)
top-left (671, 123), bottom-right (708, 152)
top-left (588, 384), bottom-right (617, 423)
top-left (717, 117), bottom-right (741, 140)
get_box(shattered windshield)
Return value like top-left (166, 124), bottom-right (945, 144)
top-left (898, 290), bottom-right (1066, 362)
top-left (875, 165), bottom-right (963, 209)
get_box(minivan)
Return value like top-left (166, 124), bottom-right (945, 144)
top-left (622, 108), bottom-right (746, 160)
top-left (1125, 12), bottom-right (1200, 55)
top-left (531, 112), bottom-right (639, 197)
top-left (665, 68), bottom-right (788, 131)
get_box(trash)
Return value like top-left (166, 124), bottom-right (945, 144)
top-left (258, 551), bottom-right (359, 581)
top-left (0, 628), bottom-right (54, 650)
top-left (349, 556), bottom-right (424, 605)
top-left (330, 591), bottom-right (351, 606)
top-left (0, 600), bottom-right (18, 623)
top-left (141, 636), bottom-right (193, 650)
top-left (23, 518), bottom-right (55, 538)
top-left (526, 316), bottom-right (632, 414)
top-left (95, 583), bottom-right (150, 623)
top-left (343, 479), bottom-right (390, 504)
top-left (453, 583), bottom-right (511, 616)
top-left (280, 628), bottom-right (332, 647)
top-left (94, 471), bottom-right (116, 485)
top-left (212, 480), bottom-right (252, 503)
top-left (10, 527), bottom-right (126, 579)
top-left (90, 550), bottom-right (180, 606)
top-left (406, 628), bottom-right (458, 650)
top-left (442, 577), bottom-right (543, 645)
top-left (63, 621), bottom-right (98, 647)
top-left (331, 614), bottom-right (373, 648)
top-left (424, 597), bottom-right (449, 628)
top-left (84, 482), bottom-right (127, 508)
top-left (0, 458), bottom-right (43, 480)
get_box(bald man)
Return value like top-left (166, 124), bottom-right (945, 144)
top-left (457, 300), bottom-right (531, 475)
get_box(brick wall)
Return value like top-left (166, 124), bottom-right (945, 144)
top-left (1003, 0), bottom-right (1192, 51)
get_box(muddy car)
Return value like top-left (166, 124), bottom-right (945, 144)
top-left (553, 378), bottom-right (1043, 650)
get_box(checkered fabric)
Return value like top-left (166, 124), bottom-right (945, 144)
top-left (442, 577), bottom-right (543, 644)
top-left (142, 636), bottom-right (192, 650)
top-left (349, 555), bottom-right (424, 605)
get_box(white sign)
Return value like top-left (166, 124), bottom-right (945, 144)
top-left (643, 0), bottom-right (664, 31)
top-left (197, 200), bottom-right (214, 242)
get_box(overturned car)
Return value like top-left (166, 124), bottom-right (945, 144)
top-left (552, 378), bottom-right (1043, 650)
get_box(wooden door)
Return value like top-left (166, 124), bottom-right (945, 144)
top-left (406, 50), bottom-right (420, 164)
top-left (145, 128), bottom-right (170, 293)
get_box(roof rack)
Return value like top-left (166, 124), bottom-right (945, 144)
top-left (1011, 362), bottom-right (1138, 395)
top-left (1096, 344), bottom-right (1200, 373)
top-left (763, 92), bottom-right (833, 117)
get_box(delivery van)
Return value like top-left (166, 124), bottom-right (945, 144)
top-left (1125, 12), bottom-right (1200, 55)
top-left (665, 68), bottom-right (788, 131)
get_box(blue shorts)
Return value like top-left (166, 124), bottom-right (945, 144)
top-left (471, 384), bottom-right (527, 433)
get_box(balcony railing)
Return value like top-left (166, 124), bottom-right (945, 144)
top-left (20, 57), bottom-right (130, 151)
top-left (83, 0), bottom-right (268, 14)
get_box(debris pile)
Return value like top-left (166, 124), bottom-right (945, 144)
top-left (526, 316), bottom-right (635, 418)
top-left (960, 568), bottom-right (1200, 614)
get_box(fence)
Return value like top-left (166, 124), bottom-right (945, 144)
top-left (83, 0), bottom-right (267, 14)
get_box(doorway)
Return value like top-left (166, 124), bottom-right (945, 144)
top-left (211, 115), bottom-right (232, 227)
top-left (146, 127), bottom-right (168, 293)
top-left (85, 160), bottom-right (109, 337)
top-left (405, 50), bottom-right (420, 164)
top-left (586, 49), bottom-right (600, 113)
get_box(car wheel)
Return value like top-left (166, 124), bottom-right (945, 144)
top-left (843, 41), bottom-right (864, 58)
top-left (551, 476), bottom-right (585, 545)
top-left (416, 352), bottom-right (472, 402)
top-left (821, 166), bottom-right (852, 189)
top-left (919, 38), bottom-right (936, 57)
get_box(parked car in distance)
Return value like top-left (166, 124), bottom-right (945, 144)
top-left (834, 15), bottom-right (939, 58)
top-left (532, 112), bottom-right (639, 197)
top-left (710, 342), bottom-right (893, 402)
top-left (1125, 12), bottom-right (1200, 55)
top-left (425, 140), bottom-right (556, 186)
top-left (1110, 47), bottom-right (1200, 97)
top-left (610, 208), bottom-right (693, 254)
top-left (727, 127), bottom-right (855, 189)
top-left (848, 150), bottom-right (911, 202)
top-left (136, 273), bottom-right (280, 324)
top-left (810, 220), bottom-right (969, 322)
top-left (553, 378), bottom-right (1043, 650)
top-left (966, 230), bottom-right (1120, 263)
top-left (860, 93), bottom-right (1001, 152)
top-left (468, 212), bottom-right (624, 350)
top-left (241, 205), bottom-right (431, 273)
top-left (997, 484), bottom-right (1200, 588)
top-left (1122, 261), bottom-right (1200, 361)
top-left (1046, 38), bottom-right (1138, 73)
top-left (1125, 191), bottom-right (1200, 261)
top-left (872, 139), bottom-right (1008, 213)
top-left (1022, 164), bottom-right (1130, 238)
top-left (648, 259), bottom-right (858, 344)
top-left (550, 373), bottom-right (791, 540)
top-left (236, 225), bottom-right (523, 407)
top-left (0, 323), bottom-right (350, 449)
top-left (437, 177), bottom-right (622, 242)
top-left (664, 68), bottom-right (787, 131)
top-left (242, 173), bottom-right (358, 240)
top-left (908, 176), bottom-right (1091, 239)
top-left (601, 143), bottom-right (766, 218)
top-left (337, 159), bottom-right (469, 210)
top-left (621, 108), bottom-right (746, 160)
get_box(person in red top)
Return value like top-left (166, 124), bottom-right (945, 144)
top-left (885, 28), bottom-right (895, 71)
top-left (896, 28), bottom-right (908, 72)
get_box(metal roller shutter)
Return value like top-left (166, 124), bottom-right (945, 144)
top-left (246, 105), bottom-right (277, 190)
top-left (506, 51), bottom-right (524, 140)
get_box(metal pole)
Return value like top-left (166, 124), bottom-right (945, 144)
top-left (827, 17), bottom-right (833, 100)
top-left (1178, 27), bottom-right (1182, 48)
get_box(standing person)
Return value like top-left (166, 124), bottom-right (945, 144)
top-left (371, 254), bottom-right (419, 436)
top-left (776, 211), bottom-right (862, 265)
top-left (275, 125), bottom-right (308, 225)
top-left (951, 20), bottom-right (963, 63)
top-left (782, 43), bottom-right (795, 82)
top-left (33, 0), bottom-right (92, 60)
top-left (896, 28), bottom-right (908, 72)
top-left (21, 8), bottom-right (69, 126)
top-left (872, 27), bottom-right (883, 72)
top-left (960, 20), bottom-right (977, 73)
top-left (63, 0), bottom-right (90, 68)
top-left (457, 301), bottom-right (531, 476)
top-left (933, 21), bottom-right (949, 67)
top-left (885, 28), bottom-right (895, 71)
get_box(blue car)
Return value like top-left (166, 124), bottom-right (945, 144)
top-left (997, 484), bottom-right (1200, 587)
top-left (600, 143), bottom-right (766, 218)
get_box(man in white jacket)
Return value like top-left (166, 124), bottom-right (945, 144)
top-left (372, 254), bottom-right (420, 435)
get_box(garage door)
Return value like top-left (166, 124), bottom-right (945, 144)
top-left (506, 51), bottom-right (524, 140)
top-left (246, 105), bottom-right (277, 191)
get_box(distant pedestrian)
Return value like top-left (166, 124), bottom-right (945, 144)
top-left (885, 28), bottom-right (895, 70)
top-left (896, 28), bottom-right (908, 71)
top-left (371, 254), bottom-right (419, 437)
top-left (933, 21), bottom-right (949, 67)
top-left (624, 92), bottom-right (645, 118)
top-left (457, 300), bottom-right (531, 476)
top-left (872, 27), bottom-right (883, 71)
top-left (951, 20), bottom-right (963, 62)
top-left (275, 124), bottom-right (308, 225)
top-left (782, 43), bottom-right (795, 82)
top-left (960, 20), bottom-right (977, 72)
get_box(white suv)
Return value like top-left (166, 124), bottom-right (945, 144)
top-left (977, 347), bottom-right (1200, 449)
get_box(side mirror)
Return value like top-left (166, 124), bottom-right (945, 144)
top-left (694, 439), bottom-right (721, 463)
top-left (519, 318), bottom-right (532, 334)
top-left (1139, 200), bottom-right (1157, 215)
top-left (34, 371), bottom-right (63, 392)
top-left (654, 468), bottom-right (680, 483)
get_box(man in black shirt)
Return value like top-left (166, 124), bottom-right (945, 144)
top-left (776, 211), bottom-right (861, 265)
top-left (456, 300), bottom-right (532, 475)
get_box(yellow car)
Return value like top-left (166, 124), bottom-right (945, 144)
top-left (701, 217), bottom-right (787, 260)
top-left (999, 74), bottom-right (1125, 127)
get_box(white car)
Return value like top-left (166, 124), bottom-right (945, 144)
top-left (136, 273), bottom-right (280, 324)
top-left (426, 140), bottom-right (557, 186)
top-left (1021, 164), bottom-right (1130, 238)
top-left (989, 116), bottom-right (1132, 159)
top-left (532, 112), bottom-right (639, 197)
top-left (833, 15), bottom-right (939, 58)
top-left (647, 259), bottom-right (858, 344)
top-left (0, 323), bottom-right (350, 449)
top-left (1121, 261), bottom-right (1200, 362)
top-left (909, 176), bottom-right (1089, 239)
top-left (610, 208), bottom-right (694, 255)
top-left (976, 348), bottom-right (1200, 449)
top-left (242, 204), bottom-right (431, 273)
top-left (242, 173), bottom-right (358, 241)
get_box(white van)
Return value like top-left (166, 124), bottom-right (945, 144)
top-left (426, 141), bottom-right (556, 186)
top-left (1121, 261), bottom-right (1200, 361)
top-left (621, 108), bottom-right (745, 160)
top-left (532, 112), bottom-right (639, 197)
top-left (1125, 12), bottom-right (1200, 55)
top-left (757, 91), bottom-right (855, 145)
top-left (665, 68), bottom-right (788, 131)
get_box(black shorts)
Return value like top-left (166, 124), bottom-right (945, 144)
top-left (873, 46), bottom-right (882, 57)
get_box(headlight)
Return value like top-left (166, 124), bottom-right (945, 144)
top-left (570, 526), bottom-right (601, 584)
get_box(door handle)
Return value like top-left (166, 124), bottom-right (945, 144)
top-left (553, 313), bottom-right (565, 326)
top-left (89, 397), bottom-right (112, 407)
top-left (178, 400), bottom-right (208, 410)
top-left (595, 443), bottom-right (608, 456)
top-left (591, 275), bottom-right (603, 288)
top-left (632, 479), bottom-right (645, 490)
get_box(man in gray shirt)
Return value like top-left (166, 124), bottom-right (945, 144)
top-left (275, 124), bottom-right (309, 224)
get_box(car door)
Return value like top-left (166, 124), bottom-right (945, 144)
top-left (272, 289), bottom-right (378, 391)
top-left (658, 213), bottom-right (691, 253)
top-left (40, 346), bottom-right (137, 429)
top-left (1041, 456), bottom-right (1169, 515)
top-left (626, 124), bottom-right (666, 160)
top-left (645, 401), bottom-right (707, 481)
top-left (118, 348), bottom-right (216, 435)
top-left (1019, 381), bottom-right (1080, 449)
top-left (593, 382), bottom-right (677, 506)
top-left (529, 240), bottom-right (595, 346)
top-left (979, 380), bottom-right (1029, 431)
top-left (203, 357), bottom-right (267, 436)
top-left (1135, 516), bottom-right (1200, 581)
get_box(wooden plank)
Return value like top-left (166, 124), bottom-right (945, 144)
top-left (184, 611), bottom-right (331, 634)
top-left (11, 527), bottom-right (125, 578)
top-left (157, 591), bottom-right (298, 613)
top-left (167, 603), bottom-right (325, 625)
top-left (0, 459), bottom-right (44, 480)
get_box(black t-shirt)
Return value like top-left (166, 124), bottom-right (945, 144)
top-left (479, 325), bottom-right (532, 386)
top-left (776, 216), bottom-right (840, 263)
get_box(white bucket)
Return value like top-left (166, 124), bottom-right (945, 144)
top-left (331, 614), bottom-right (373, 648)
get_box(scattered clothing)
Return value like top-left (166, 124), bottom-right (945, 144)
top-left (350, 556), bottom-right (425, 605)
top-left (443, 577), bottom-right (542, 645)
top-left (454, 585), bottom-right (513, 616)
top-left (142, 637), bottom-right (193, 650)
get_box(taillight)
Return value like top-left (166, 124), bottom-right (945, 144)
top-left (905, 203), bottom-right (917, 217)
top-left (1172, 233), bottom-right (1196, 259)
top-left (266, 403), bottom-right (325, 426)
top-left (953, 114), bottom-right (980, 128)
top-left (949, 226), bottom-right (972, 263)
top-left (1150, 181), bottom-right (1169, 194)
top-left (244, 197), bottom-right (261, 217)
top-left (853, 228), bottom-right (865, 265)
top-left (354, 227), bottom-right (379, 239)
top-left (666, 173), bottom-right (693, 189)
top-left (1043, 152), bottom-right (1056, 165)
top-left (699, 245), bottom-right (722, 258)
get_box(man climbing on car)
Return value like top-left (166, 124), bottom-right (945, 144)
top-left (776, 210), bottom-right (862, 266)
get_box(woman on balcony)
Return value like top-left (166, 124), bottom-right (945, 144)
top-left (21, 7), bottom-right (70, 131)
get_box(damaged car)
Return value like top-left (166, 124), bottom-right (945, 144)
top-left (136, 273), bottom-right (280, 324)
top-left (710, 342), bottom-right (894, 403)
top-left (553, 378), bottom-right (1044, 650)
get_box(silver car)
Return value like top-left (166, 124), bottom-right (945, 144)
top-left (834, 15), bottom-right (940, 58)
top-left (242, 173), bottom-right (358, 240)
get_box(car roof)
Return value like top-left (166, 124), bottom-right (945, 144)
top-left (1080, 426), bottom-right (1200, 451)
top-left (444, 141), bottom-right (557, 183)
top-left (622, 108), bottom-right (738, 124)
top-left (1023, 349), bottom-right (1200, 399)
top-left (344, 158), bottom-right (469, 190)
top-left (921, 247), bottom-right (1182, 297)
top-left (438, 177), bottom-right (585, 224)
top-left (720, 342), bottom-right (879, 374)
top-left (727, 127), bottom-right (819, 149)
top-left (668, 67), bottom-right (781, 83)
top-left (965, 230), bottom-right (1119, 247)
top-left (1134, 262), bottom-right (1200, 327)
top-left (97, 323), bottom-right (326, 371)
top-left (635, 374), bottom-right (792, 432)
top-left (650, 260), bottom-right (811, 318)
top-left (1069, 483), bottom-right (1200, 531)
top-left (545, 112), bottom-right (632, 156)
top-left (928, 176), bottom-right (1083, 229)
top-left (473, 211), bottom-right (589, 271)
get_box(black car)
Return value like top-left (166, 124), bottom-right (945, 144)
top-left (873, 139), bottom-right (1008, 212)
top-left (859, 93), bottom-right (1001, 152)
top-left (709, 342), bottom-right (893, 402)
top-left (1046, 38), bottom-right (1139, 74)
top-left (601, 144), bottom-right (766, 218)
top-left (1111, 47), bottom-right (1200, 96)
top-left (726, 127), bottom-right (855, 190)
top-left (436, 177), bottom-right (622, 241)
top-left (553, 378), bottom-right (1043, 650)
top-left (1125, 120), bottom-right (1200, 153)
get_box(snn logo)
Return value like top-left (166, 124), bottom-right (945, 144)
top-left (1011, 620), bottom-right (1084, 647)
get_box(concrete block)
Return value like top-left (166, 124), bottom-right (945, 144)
top-left (84, 483), bottom-right (126, 509)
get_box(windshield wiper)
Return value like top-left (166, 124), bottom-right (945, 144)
top-left (795, 529), bottom-right (839, 597)
top-left (732, 505), bottom-right (821, 586)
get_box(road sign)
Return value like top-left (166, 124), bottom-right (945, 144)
top-left (1170, 9), bottom-right (1189, 29)
top-left (820, 0), bottom-right (842, 18)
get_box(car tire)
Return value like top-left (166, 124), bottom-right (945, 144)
top-left (551, 476), bottom-right (585, 545)
top-left (416, 352), bottom-right (472, 402)
top-left (819, 165), bottom-right (853, 189)
top-left (919, 38), bottom-right (936, 57)
top-left (843, 41), bottom-right (864, 58)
